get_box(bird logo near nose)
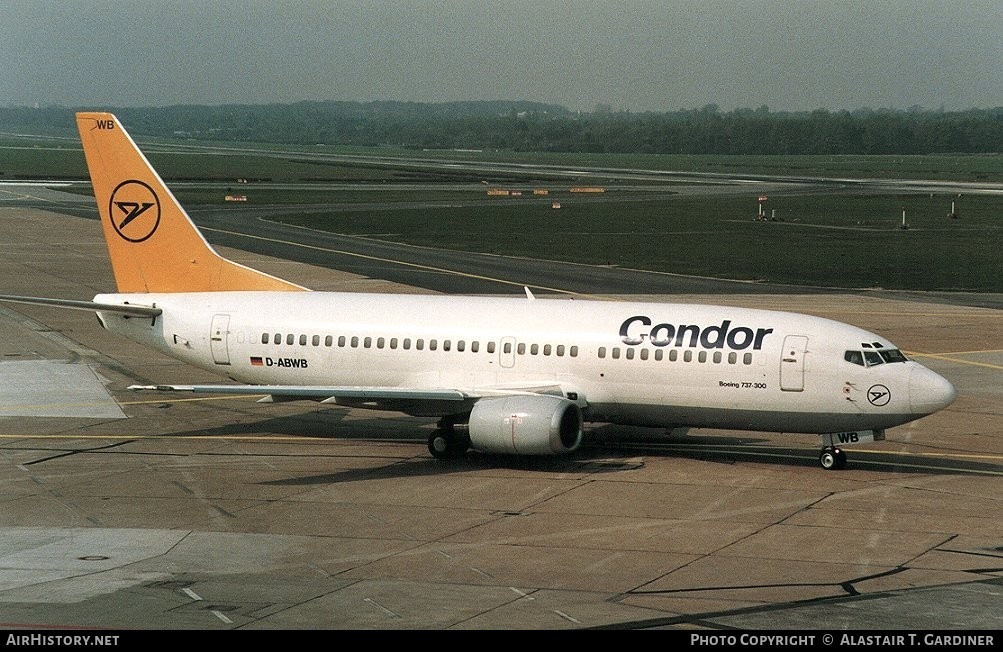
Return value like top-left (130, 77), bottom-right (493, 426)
top-left (868, 384), bottom-right (891, 406)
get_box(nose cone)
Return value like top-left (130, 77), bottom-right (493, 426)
top-left (909, 365), bottom-right (957, 415)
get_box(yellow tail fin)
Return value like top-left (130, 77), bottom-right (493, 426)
top-left (76, 112), bottom-right (307, 293)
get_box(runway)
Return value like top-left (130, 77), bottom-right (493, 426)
top-left (0, 205), bottom-right (1000, 630)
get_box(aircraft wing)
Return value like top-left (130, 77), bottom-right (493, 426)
top-left (128, 382), bottom-right (569, 416)
top-left (130, 384), bottom-right (467, 401)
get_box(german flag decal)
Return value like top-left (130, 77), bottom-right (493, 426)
top-left (250, 356), bottom-right (264, 366)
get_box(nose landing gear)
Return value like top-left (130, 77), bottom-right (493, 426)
top-left (818, 430), bottom-right (883, 470)
top-left (819, 446), bottom-right (847, 470)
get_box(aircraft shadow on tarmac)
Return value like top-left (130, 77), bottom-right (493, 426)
top-left (586, 427), bottom-right (1002, 476)
top-left (141, 411), bottom-right (998, 482)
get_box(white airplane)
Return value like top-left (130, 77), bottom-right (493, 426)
top-left (0, 112), bottom-right (957, 469)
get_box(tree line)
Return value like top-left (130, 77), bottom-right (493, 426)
top-left (3, 101), bottom-right (1000, 155)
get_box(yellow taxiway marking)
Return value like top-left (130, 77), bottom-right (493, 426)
top-left (631, 443), bottom-right (1003, 475)
top-left (818, 310), bottom-right (1000, 317)
top-left (909, 351), bottom-right (1003, 370)
top-left (0, 433), bottom-right (346, 443)
top-left (2, 433), bottom-right (999, 462)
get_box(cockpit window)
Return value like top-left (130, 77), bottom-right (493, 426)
top-left (846, 348), bottom-right (909, 367)
top-left (879, 348), bottom-right (908, 363)
top-left (864, 351), bottom-right (884, 366)
top-left (844, 350), bottom-right (864, 366)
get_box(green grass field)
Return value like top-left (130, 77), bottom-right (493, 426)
top-left (3, 137), bottom-right (1000, 292)
top-left (265, 190), bottom-right (1001, 292)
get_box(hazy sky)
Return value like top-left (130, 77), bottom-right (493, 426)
top-left (3, 1), bottom-right (1001, 112)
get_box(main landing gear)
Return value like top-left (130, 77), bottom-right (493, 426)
top-left (427, 419), bottom-right (470, 460)
top-left (819, 446), bottom-right (847, 470)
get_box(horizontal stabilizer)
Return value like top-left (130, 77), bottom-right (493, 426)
top-left (0, 295), bottom-right (162, 317)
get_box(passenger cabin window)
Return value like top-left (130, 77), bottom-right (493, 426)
top-left (256, 330), bottom-right (589, 362)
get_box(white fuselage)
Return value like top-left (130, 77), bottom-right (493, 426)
top-left (94, 291), bottom-right (956, 434)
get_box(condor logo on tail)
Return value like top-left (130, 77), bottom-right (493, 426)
top-left (109, 180), bottom-right (160, 242)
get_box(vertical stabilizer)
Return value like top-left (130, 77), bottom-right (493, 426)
top-left (76, 112), bottom-right (307, 293)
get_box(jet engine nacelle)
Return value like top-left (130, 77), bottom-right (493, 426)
top-left (468, 395), bottom-right (583, 455)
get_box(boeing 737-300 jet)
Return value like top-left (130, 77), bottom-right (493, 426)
top-left (0, 113), bottom-right (957, 469)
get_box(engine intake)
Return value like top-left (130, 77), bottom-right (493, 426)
top-left (468, 395), bottom-right (583, 455)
